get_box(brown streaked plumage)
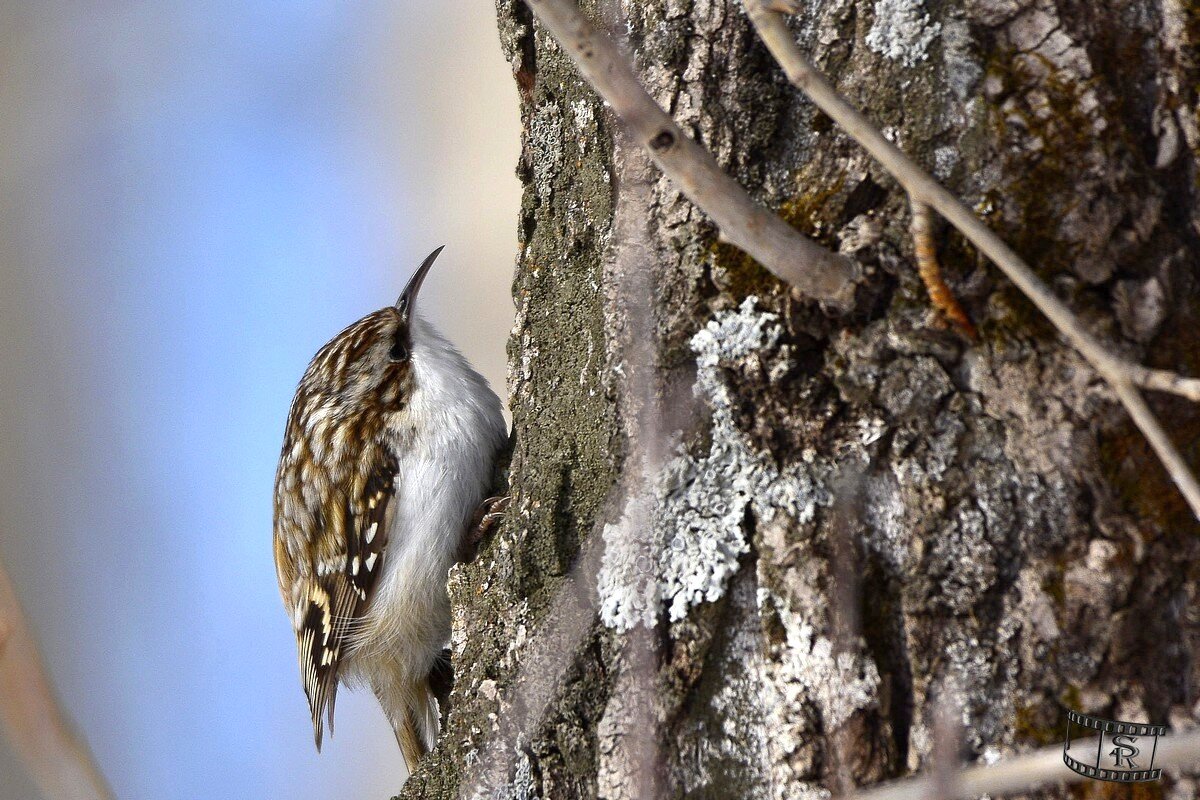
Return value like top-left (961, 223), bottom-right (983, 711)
top-left (272, 247), bottom-right (507, 772)
top-left (273, 307), bottom-right (407, 746)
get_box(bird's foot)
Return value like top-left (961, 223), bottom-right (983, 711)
top-left (460, 495), bottom-right (511, 561)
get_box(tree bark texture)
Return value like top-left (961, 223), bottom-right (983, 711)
top-left (401, 1), bottom-right (1200, 798)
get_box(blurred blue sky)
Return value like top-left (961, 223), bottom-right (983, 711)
top-left (0, 2), bottom-right (519, 798)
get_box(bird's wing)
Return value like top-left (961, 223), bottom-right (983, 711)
top-left (276, 450), bottom-right (397, 750)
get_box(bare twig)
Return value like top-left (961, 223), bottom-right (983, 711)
top-left (743, 0), bottom-right (1200, 520)
top-left (1127, 367), bottom-right (1200, 403)
top-left (0, 556), bottom-right (116, 800)
top-left (909, 199), bottom-right (976, 340)
top-left (522, 0), bottom-right (859, 307)
top-left (927, 699), bottom-right (962, 800)
top-left (847, 727), bottom-right (1200, 800)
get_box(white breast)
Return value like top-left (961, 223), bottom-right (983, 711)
top-left (351, 313), bottom-right (506, 679)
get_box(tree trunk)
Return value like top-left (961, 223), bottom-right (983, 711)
top-left (401, 1), bottom-right (1200, 797)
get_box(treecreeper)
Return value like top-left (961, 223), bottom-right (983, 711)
top-left (272, 246), bottom-right (507, 772)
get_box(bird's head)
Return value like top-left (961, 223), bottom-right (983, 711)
top-left (298, 246), bottom-right (445, 414)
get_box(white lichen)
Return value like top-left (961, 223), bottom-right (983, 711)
top-left (762, 600), bottom-right (881, 731)
top-left (865, 0), bottom-right (941, 68)
top-left (933, 145), bottom-right (960, 179)
top-left (511, 750), bottom-right (535, 800)
top-left (598, 298), bottom-right (827, 631)
top-left (863, 471), bottom-right (910, 572)
top-left (757, 590), bottom-right (877, 799)
top-left (527, 104), bottom-right (564, 199)
top-left (571, 98), bottom-right (595, 153)
top-left (940, 15), bottom-right (982, 100)
top-left (597, 495), bottom-right (660, 631)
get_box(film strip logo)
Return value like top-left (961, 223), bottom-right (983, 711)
top-left (1063, 709), bottom-right (1165, 783)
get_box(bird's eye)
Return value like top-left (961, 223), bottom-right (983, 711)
top-left (389, 339), bottom-right (409, 362)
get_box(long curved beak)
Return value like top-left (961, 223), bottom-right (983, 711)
top-left (396, 245), bottom-right (445, 316)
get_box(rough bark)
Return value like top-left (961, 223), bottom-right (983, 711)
top-left (400, 1), bottom-right (1200, 798)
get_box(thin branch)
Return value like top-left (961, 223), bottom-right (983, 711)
top-left (848, 727), bottom-right (1200, 800)
top-left (1112, 380), bottom-right (1200, 508)
top-left (1127, 366), bottom-right (1200, 403)
top-left (744, 0), bottom-right (1200, 520)
top-left (909, 199), bottom-right (976, 339)
top-left (927, 699), bottom-right (962, 800)
top-left (0, 556), bottom-right (116, 800)
top-left (522, 0), bottom-right (859, 308)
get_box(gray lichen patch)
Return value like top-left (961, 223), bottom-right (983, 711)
top-left (672, 571), bottom-right (774, 799)
top-left (597, 299), bottom-right (829, 631)
top-left (760, 591), bottom-right (881, 731)
top-left (866, 0), bottom-right (942, 68)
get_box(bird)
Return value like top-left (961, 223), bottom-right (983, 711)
top-left (272, 246), bottom-right (507, 771)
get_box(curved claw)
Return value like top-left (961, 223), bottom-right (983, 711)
top-left (460, 495), bottom-right (512, 562)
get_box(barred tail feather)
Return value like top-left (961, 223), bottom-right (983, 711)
top-left (421, 688), bottom-right (440, 750)
top-left (393, 681), bottom-right (440, 774)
